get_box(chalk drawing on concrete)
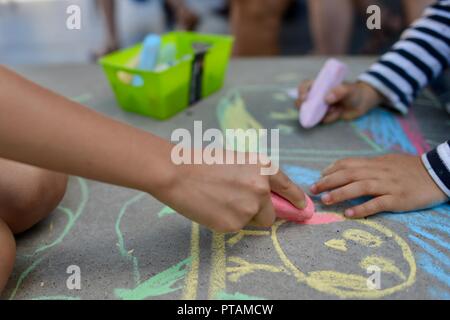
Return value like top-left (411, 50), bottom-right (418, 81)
top-left (8, 177), bottom-right (88, 300)
top-left (351, 107), bottom-right (450, 294)
top-left (114, 193), bottom-right (191, 300)
top-left (212, 86), bottom-right (449, 299)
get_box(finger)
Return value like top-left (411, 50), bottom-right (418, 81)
top-left (321, 180), bottom-right (384, 205)
top-left (311, 168), bottom-right (378, 194)
top-left (325, 84), bottom-right (351, 105)
top-left (248, 196), bottom-right (276, 228)
top-left (322, 106), bottom-right (342, 124)
top-left (322, 157), bottom-right (372, 176)
top-left (340, 108), bottom-right (363, 121)
top-left (345, 195), bottom-right (395, 218)
top-left (295, 80), bottom-right (313, 108)
top-left (269, 170), bottom-right (306, 209)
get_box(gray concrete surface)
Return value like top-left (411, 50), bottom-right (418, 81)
top-left (1, 57), bottom-right (449, 300)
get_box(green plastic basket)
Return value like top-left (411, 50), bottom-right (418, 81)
top-left (99, 32), bottom-right (234, 120)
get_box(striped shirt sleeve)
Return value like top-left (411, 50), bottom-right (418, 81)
top-left (422, 141), bottom-right (450, 198)
top-left (358, 0), bottom-right (450, 114)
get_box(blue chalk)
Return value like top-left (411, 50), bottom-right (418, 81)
top-left (133, 34), bottom-right (161, 86)
top-left (158, 42), bottom-right (177, 66)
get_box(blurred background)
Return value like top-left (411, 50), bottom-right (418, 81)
top-left (0, 0), bottom-right (435, 65)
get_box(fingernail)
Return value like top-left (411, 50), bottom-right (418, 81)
top-left (310, 184), bottom-right (317, 193)
top-left (321, 193), bottom-right (331, 204)
top-left (297, 200), bottom-right (306, 209)
top-left (345, 209), bottom-right (354, 217)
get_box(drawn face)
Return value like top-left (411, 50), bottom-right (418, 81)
top-left (271, 217), bottom-right (415, 299)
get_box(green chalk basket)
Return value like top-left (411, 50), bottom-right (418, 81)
top-left (99, 32), bottom-right (234, 120)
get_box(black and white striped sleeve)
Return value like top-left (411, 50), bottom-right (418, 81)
top-left (422, 141), bottom-right (450, 198)
top-left (358, 0), bottom-right (450, 114)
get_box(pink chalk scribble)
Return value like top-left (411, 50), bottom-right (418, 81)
top-left (397, 111), bottom-right (431, 154)
top-left (295, 212), bottom-right (345, 225)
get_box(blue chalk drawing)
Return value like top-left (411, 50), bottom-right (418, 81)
top-left (429, 287), bottom-right (450, 300)
top-left (352, 108), bottom-right (450, 295)
top-left (282, 164), bottom-right (321, 187)
top-left (352, 109), bottom-right (417, 154)
top-left (383, 205), bottom-right (450, 289)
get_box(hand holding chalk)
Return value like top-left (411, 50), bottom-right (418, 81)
top-left (271, 192), bottom-right (315, 222)
top-left (299, 58), bottom-right (348, 129)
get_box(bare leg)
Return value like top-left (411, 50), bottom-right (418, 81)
top-left (165, 0), bottom-right (199, 31)
top-left (308, 0), bottom-right (354, 55)
top-left (402, 0), bottom-right (434, 24)
top-left (93, 0), bottom-right (119, 60)
top-left (0, 218), bottom-right (15, 294)
top-left (230, 0), bottom-right (292, 56)
top-left (0, 158), bottom-right (67, 234)
top-left (0, 158), bottom-right (67, 294)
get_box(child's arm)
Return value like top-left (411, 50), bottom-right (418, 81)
top-left (0, 66), bottom-right (305, 232)
top-left (296, 1), bottom-right (450, 122)
top-left (358, 0), bottom-right (450, 114)
top-left (296, 1), bottom-right (450, 216)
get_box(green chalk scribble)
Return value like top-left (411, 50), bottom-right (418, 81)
top-left (269, 109), bottom-right (298, 120)
top-left (115, 258), bottom-right (191, 300)
top-left (71, 93), bottom-right (92, 104)
top-left (115, 192), bottom-right (146, 285)
top-left (158, 206), bottom-right (176, 218)
top-left (350, 123), bottom-right (384, 152)
top-left (215, 291), bottom-right (266, 300)
top-left (32, 295), bottom-right (81, 300)
top-left (9, 177), bottom-right (89, 300)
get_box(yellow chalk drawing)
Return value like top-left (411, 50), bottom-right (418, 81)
top-left (217, 92), bottom-right (264, 153)
top-left (227, 257), bottom-right (286, 282)
top-left (208, 232), bottom-right (227, 300)
top-left (307, 271), bottom-right (369, 292)
top-left (270, 109), bottom-right (298, 121)
top-left (272, 93), bottom-right (288, 102)
top-left (272, 219), bottom-right (416, 299)
top-left (205, 217), bottom-right (416, 299)
top-left (272, 220), bottom-right (416, 299)
top-left (227, 230), bottom-right (270, 247)
top-left (343, 229), bottom-right (383, 248)
top-left (324, 239), bottom-right (348, 252)
top-left (182, 223), bottom-right (200, 300)
top-left (360, 255), bottom-right (406, 281)
top-left (217, 92), bottom-right (263, 132)
top-left (276, 124), bottom-right (295, 135)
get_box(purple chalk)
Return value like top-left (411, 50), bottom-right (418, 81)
top-left (299, 58), bottom-right (348, 129)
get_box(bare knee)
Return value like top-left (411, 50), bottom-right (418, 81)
top-left (0, 219), bottom-right (16, 295)
top-left (3, 169), bottom-right (68, 234)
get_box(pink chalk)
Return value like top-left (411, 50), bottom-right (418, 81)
top-left (271, 192), bottom-right (315, 222)
top-left (299, 58), bottom-right (348, 129)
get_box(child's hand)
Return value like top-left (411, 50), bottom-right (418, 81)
top-left (160, 152), bottom-right (306, 233)
top-left (310, 154), bottom-right (448, 218)
top-left (295, 81), bottom-right (384, 124)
